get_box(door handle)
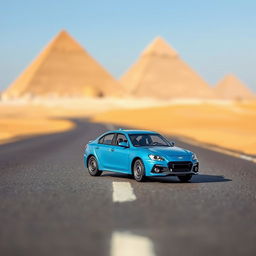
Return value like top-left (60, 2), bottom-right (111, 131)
top-left (95, 147), bottom-right (99, 149)
top-left (109, 148), bottom-right (115, 152)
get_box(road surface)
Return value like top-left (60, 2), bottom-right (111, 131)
top-left (0, 119), bottom-right (255, 256)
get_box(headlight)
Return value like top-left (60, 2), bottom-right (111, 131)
top-left (192, 153), bottom-right (198, 160)
top-left (149, 154), bottom-right (165, 161)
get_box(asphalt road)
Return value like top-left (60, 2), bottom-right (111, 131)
top-left (0, 119), bottom-right (255, 256)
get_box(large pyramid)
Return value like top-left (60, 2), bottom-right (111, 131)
top-left (215, 74), bottom-right (255, 100)
top-left (121, 37), bottom-right (214, 99)
top-left (4, 30), bottom-right (122, 98)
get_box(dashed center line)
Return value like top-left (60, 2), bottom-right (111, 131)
top-left (112, 181), bottom-right (136, 203)
top-left (180, 137), bottom-right (256, 163)
top-left (111, 231), bottom-right (155, 256)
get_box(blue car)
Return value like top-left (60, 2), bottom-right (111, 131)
top-left (84, 129), bottom-right (199, 182)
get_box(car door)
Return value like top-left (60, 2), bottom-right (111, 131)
top-left (110, 133), bottom-right (130, 173)
top-left (96, 133), bottom-right (116, 170)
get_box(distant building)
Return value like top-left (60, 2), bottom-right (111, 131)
top-left (214, 74), bottom-right (255, 100)
top-left (120, 37), bottom-right (214, 99)
top-left (3, 30), bottom-right (123, 99)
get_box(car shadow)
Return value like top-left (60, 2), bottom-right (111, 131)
top-left (191, 174), bottom-right (232, 183)
top-left (101, 173), bottom-right (134, 180)
top-left (150, 174), bottom-right (231, 183)
top-left (101, 173), bottom-right (231, 183)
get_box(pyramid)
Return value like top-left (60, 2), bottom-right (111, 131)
top-left (4, 30), bottom-right (122, 98)
top-left (215, 74), bottom-right (255, 100)
top-left (121, 37), bottom-right (214, 99)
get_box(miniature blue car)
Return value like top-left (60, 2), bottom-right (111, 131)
top-left (84, 129), bottom-right (199, 182)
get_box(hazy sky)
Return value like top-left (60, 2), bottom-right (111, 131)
top-left (0, 0), bottom-right (256, 91)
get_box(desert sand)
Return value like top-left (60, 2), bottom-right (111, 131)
top-left (0, 102), bottom-right (76, 144)
top-left (0, 97), bottom-right (168, 144)
top-left (1, 98), bottom-right (256, 155)
top-left (0, 118), bottom-right (74, 144)
top-left (92, 100), bottom-right (256, 155)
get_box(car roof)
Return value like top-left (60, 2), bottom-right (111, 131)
top-left (110, 129), bottom-right (158, 135)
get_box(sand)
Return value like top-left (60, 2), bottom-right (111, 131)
top-left (92, 101), bottom-right (256, 155)
top-left (0, 118), bottom-right (74, 144)
top-left (0, 103), bottom-right (74, 144)
top-left (1, 98), bottom-right (256, 156)
top-left (0, 97), bottom-right (164, 144)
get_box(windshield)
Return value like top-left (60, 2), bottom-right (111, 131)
top-left (129, 133), bottom-right (170, 147)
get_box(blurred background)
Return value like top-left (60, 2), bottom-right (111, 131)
top-left (0, 1), bottom-right (256, 256)
top-left (0, 0), bottom-right (256, 154)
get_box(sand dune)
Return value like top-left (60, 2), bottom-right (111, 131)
top-left (0, 97), bottom-right (165, 144)
top-left (0, 118), bottom-right (74, 144)
top-left (1, 98), bottom-right (256, 155)
top-left (92, 101), bottom-right (256, 155)
top-left (0, 102), bottom-right (77, 144)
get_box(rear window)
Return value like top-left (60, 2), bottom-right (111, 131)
top-left (99, 133), bottom-right (115, 145)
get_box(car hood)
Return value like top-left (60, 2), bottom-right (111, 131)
top-left (146, 146), bottom-right (191, 156)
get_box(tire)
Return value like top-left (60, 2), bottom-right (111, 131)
top-left (178, 174), bottom-right (193, 182)
top-left (87, 156), bottom-right (102, 176)
top-left (133, 159), bottom-right (146, 182)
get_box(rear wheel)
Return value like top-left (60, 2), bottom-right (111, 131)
top-left (133, 159), bottom-right (146, 182)
top-left (178, 174), bottom-right (192, 182)
top-left (88, 156), bottom-right (102, 176)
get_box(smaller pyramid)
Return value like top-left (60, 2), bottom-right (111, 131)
top-left (142, 37), bottom-right (178, 57)
top-left (215, 74), bottom-right (255, 100)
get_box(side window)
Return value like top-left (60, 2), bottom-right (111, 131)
top-left (99, 136), bottom-right (104, 144)
top-left (99, 133), bottom-right (115, 145)
top-left (116, 134), bottom-right (128, 145)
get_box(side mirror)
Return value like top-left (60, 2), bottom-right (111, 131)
top-left (170, 141), bottom-right (175, 147)
top-left (118, 141), bottom-right (129, 148)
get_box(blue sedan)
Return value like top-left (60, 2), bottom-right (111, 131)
top-left (84, 129), bottom-right (199, 182)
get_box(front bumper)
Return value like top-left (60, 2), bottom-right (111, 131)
top-left (145, 160), bottom-right (199, 177)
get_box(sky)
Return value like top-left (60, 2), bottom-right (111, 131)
top-left (0, 0), bottom-right (256, 91)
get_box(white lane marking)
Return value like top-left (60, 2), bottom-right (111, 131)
top-left (111, 231), bottom-right (155, 256)
top-left (178, 137), bottom-right (256, 164)
top-left (239, 154), bottom-right (253, 161)
top-left (112, 182), bottom-right (136, 203)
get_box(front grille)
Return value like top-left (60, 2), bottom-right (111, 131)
top-left (168, 161), bottom-right (192, 172)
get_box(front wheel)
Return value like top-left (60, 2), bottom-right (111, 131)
top-left (133, 159), bottom-right (146, 182)
top-left (87, 156), bottom-right (102, 176)
top-left (178, 174), bottom-right (192, 182)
